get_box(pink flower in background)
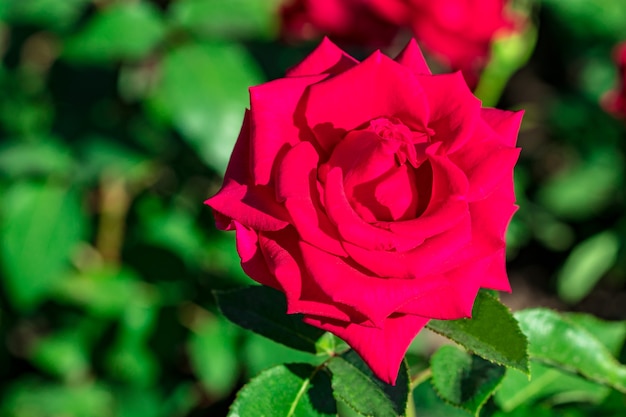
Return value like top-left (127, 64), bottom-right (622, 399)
top-left (603, 42), bottom-right (626, 118)
top-left (206, 38), bottom-right (522, 384)
top-left (281, 0), bottom-right (515, 85)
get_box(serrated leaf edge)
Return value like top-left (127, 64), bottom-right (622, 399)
top-left (426, 293), bottom-right (530, 375)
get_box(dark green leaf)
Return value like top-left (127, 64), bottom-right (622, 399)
top-left (63, 2), bottom-right (165, 63)
top-left (427, 292), bottom-right (529, 374)
top-left (515, 309), bottom-right (626, 392)
top-left (412, 378), bottom-right (472, 417)
top-left (430, 345), bottom-right (505, 416)
top-left (327, 350), bottom-right (409, 417)
top-left (242, 333), bottom-right (322, 379)
top-left (0, 181), bottom-right (87, 310)
top-left (215, 286), bottom-right (325, 353)
top-left (228, 363), bottom-right (336, 417)
top-left (147, 42), bottom-right (262, 172)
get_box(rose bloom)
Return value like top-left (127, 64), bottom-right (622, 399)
top-left (603, 42), bottom-right (626, 118)
top-left (206, 38), bottom-right (522, 384)
top-left (281, 0), bottom-right (515, 84)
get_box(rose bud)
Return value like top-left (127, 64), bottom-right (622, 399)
top-left (206, 38), bottom-right (522, 384)
top-left (603, 42), bottom-right (626, 118)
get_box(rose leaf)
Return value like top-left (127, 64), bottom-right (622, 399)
top-left (514, 309), bottom-right (626, 393)
top-left (495, 313), bottom-right (626, 411)
top-left (227, 363), bottom-right (336, 417)
top-left (214, 285), bottom-right (325, 353)
top-left (430, 345), bottom-right (505, 416)
top-left (327, 350), bottom-right (409, 417)
top-left (427, 292), bottom-right (529, 374)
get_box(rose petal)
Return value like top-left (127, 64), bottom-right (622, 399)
top-left (300, 241), bottom-right (448, 326)
top-left (258, 229), bottom-right (354, 322)
top-left (379, 152), bottom-right (469, 242)
top-left (342, 216), bottom-right (471, 279)
top-left (418, 72), bottom-right (481, 153)
top-left (480, 108), bottom-right (524, 147)
top-left (305, 51), bottom-right (430, 152)
top-left (276, 141), bottom-right (347, 256)
top-left (396, 257), bottom-right (494, 319)
top-left (394, 38), bottom-right (432, 75)
top-left (286, 36), bottom-right (359, 77)
top-left (206, 111), bottom-right (290, 231)
top-left (453, 144), bottom-right (520, 202)
top-left (303, 313), bottom-right (429, 384)
top-left (324, 167), bottom-right (423, 251)
top-left (232, 222), bottom-right (281, 289)
top-left (250, 75), bottom-right (326, 186)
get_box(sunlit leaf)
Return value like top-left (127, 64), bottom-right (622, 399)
top-left (228, 364), bottom-right (336, 417)
top-left (427, 293), bottom-right (529, 374)
top-left (0, 181), bottom-right (87, 310)
top-left (557, 231), bottom-right (619, 304)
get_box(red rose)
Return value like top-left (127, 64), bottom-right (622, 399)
top-left (370, 0), bottom-right (514, 75)
top-left (281, 0), bottom-right (515, 85)
top-left (206, 38), bottom-right (522, 384)
top-left (280, 0), bottom-right (398, 47)
top-left (603, 42), bottom-right (626, 118)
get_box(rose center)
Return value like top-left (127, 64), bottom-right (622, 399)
top-left (323, 117), bottom-right (432, 223)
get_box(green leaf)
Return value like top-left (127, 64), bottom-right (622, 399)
top-left (0, 0), bottom-right (90, 31)
top-left (215, 285), bottom-right (325, 353)
top-left (515, 309), bottom-right (626, 392)
top-left (63, 2), bottom-right (165, 63)
top-left (327, 350), bottom-right (409, 417)
top-left (430, 345), bottom-right (506, 416)
top-left (496, 362), bottom-right (610, 411)
top-left (0, 181), bottom-right (87, 310)
top-left (188, 316), bottom-right (239, 398)
top-left (412, 378), bottom-right (472, 417)
top-left (169, 0), bottom-right (282, 39)
top-left (228, 363), bottom-right (336, 417)
top-left (30, 330), bottom-right (91, 382)
top-left (147, 42), bottom-right (262, 172)
top-left (556, 231), bottom-right (619, 304)
top-left (495, 312), bottom-right (626, 411)
top-left (242, 333), bottom-right (323, 379)
top-left (427, 292), bottom-right (529, 374)
top-left (536, 150), bottom-right (622, 220)
top-left (0, 140), bottom-right (74, 178)
top-left (0, 380), bottom-right (113, 417)
top-left (542, 0), bottom-right (626, 40)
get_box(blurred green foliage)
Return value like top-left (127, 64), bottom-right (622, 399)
top-left (0, 0), bottom-right (625, 416)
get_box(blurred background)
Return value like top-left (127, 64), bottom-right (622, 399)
top-left (0, 0), bottom-right (625, 416)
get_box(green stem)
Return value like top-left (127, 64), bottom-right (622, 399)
top-left (410, 368), bottom-right (432, 390)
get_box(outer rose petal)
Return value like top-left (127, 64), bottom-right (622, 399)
top-left (205, 111), bottom-right (290, 231)
top-left (258, 228), bottom-right (355, 322)
top-left (303, 313), bottom-right (429, 385)
top-left (249, 74), bottom-right (326, 186)
top-left (480, 108), bottom-right (524, 147)
top-left (233, 222), bottom-right (280, 289)
top-left (276, 141), bottom-right (347, 256)
top-left (299, 241), bottom-right (456, 327)
top-left (286, 37), bottom-right (359, 77)
top-left (305, 51), bottom-right (430, 152)
top-left (394, 38), bottom-right (432, 75)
